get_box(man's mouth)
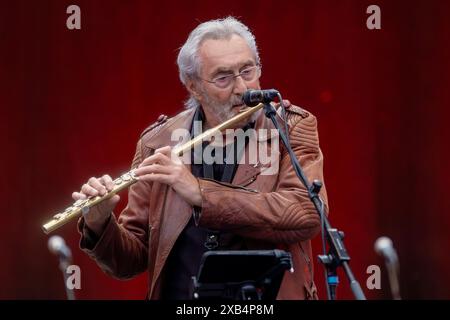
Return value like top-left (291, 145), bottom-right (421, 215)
top-left (232, 103), bottom-right (245, 110)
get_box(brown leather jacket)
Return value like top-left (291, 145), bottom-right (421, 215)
top-left (78, 101), bottom-right (328, 300)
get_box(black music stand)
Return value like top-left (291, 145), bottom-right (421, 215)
top-left (191, 249), bottom-right (292, 300)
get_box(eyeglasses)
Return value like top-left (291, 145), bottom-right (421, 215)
top-left (202, 65), bottom-right (261, 89)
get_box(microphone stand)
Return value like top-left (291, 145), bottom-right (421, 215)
top-left (261, 101), bottom-right (366, 300)
top-left (58, 256), bottom-right (76, 300)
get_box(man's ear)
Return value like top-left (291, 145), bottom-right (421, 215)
top-left (186, 79), bottom-right (202, 102)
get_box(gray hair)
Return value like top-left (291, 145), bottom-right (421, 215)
top-left (177, 16), bottom-right (261, 109)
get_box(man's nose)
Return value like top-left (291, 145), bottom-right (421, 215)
top-left (232, 75), bottom-right (247, 96)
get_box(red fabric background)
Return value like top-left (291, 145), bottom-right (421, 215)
top-left (1, 0), bottom-right (449, 299)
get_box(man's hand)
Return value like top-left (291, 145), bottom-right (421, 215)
top-left (72, 174), bottom-right (120, 236)
top-left (134, 146), bottom-right (202, 207)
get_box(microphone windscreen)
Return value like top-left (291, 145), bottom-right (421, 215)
top-left (48, 235), bottom-right (72, 259)
top-left (374, 236), bottom-right (393, 255)
top-left (242, 90), bottom-right (261, 107)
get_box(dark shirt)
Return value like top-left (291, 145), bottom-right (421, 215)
top-left (161, 107), bottom-right (253, 300)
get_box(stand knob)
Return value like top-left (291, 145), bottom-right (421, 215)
top-left (318, 254), bottom-right (333, 265)
top-left (311, 180), bottom-right (323, 194)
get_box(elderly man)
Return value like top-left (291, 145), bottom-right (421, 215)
top-left (74, 16), bottom-right (328, 300)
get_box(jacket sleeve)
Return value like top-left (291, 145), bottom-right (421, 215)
top-left (78, 139), bottom-right (150, 280)
top-left (197, 112), bottom-right (329, 244)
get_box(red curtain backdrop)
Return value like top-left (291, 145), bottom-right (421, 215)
top-left (1, 0), bottom-right (449, 299)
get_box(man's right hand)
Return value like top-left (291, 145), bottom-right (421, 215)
top-left (72, 174), bottom-right (120, 237)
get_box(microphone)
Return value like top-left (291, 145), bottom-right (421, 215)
top-left (48, 235), bottom-right (76, 300)
top-left (374, 236), bottom-right (401, 300)
top-left (243, 89), bottom-right (279, 106)
top-left (48, 235), bottom-right (72, 261)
